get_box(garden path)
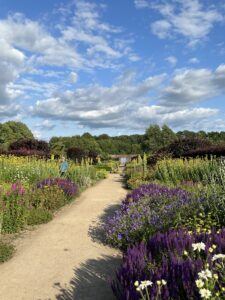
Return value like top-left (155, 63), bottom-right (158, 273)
top-left (0, 173), bottom-right (127, 300)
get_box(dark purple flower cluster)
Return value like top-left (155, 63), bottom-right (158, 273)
top-left (36, 178), bottom-right (78, 198)
top-left (112, 228), bottom-right (225, 300)
top-left (123, 184), bottom-right (192, 208)
top-left (105, 184), bottom-right (201, 248)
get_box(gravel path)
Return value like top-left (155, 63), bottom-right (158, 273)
top-left (0, 174), bottom-right (127, 300)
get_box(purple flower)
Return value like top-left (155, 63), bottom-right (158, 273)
top-left (105, 184), bottom-right (200, 249)
top-left (112, 228), bottom-right (225, 300)
top-left (36, 178), bottom-right (78, 198)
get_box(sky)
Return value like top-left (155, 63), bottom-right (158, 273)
top-left (0, 0), bottom-right (225, 140)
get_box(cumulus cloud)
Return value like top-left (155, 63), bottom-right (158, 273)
top-left (30, 65), bottom-right (223, 131)
top-left (34, 120), bottom-right (55, 131)
top-left (136, 105), bottom-right (218, 129)
top-left (159, 65), bottom-right (225, 107)
top-left (0, 2), bottom-right (139, 118)
top-left (31, 73), bottom-right (166, 128)
top-left (136, 0), bottom-right (223, 46)
top-left (0, 37), bottom-right (25, 111)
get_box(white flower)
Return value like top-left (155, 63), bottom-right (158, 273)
top-left (199, 288), bottom-right (212, 299)
top-left (192, 242), bottom-right (206, 252)
top-left (161, 279), bottom-right (167, 286)
top-left (195, 279), bottom-right (204, 288)
top-left (212, 254), bottom-right (225, 261)
top-left (198, 269), bottom-right (212, 280)
top-left (139, 280), bottom-right (153, 290)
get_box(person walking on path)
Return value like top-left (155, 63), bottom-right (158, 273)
top-left (59, 156), bottom-right (68, 177)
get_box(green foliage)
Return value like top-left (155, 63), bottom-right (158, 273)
top-left (0, 121), bottom-right (33, 150)
top-left (2, 186), bottom-right (27, 233)
top-left (152, 157), bottom-right (219, 185)
top-left (125, 154), bottom-right (149, 189)
top-left (143, 124), bottom-right (177, 153)
top-left (96, 169), bottom-right (108, 179)
top-left (28, 186), bottom-right (66, 211)
top-left (0, 241), bottom-right (14, 263)
top-left (27, 208), bottom-right (53, 225)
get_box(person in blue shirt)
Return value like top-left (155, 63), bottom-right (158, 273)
top-left (59, 157), bottom-right (68, 177)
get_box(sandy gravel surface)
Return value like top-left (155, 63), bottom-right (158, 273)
top-left (0, 174), bottom-right (127, 300)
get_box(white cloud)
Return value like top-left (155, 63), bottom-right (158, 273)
top-left (189, 57), bottom-right (199, 64)
top-left (134, 0), bottom-right (150, 9)
top-left (151, 20), bottom-right (172, 39)
top-left (34, 120), bottom-right (55, 131)
top-left (0, 38), bottom-right (25, 106)
top-left (69, 72), bottom-right (78, 84)
top-left (165, 56), bottom-right (177, 66)
top-left (30, 65), bottom-right (224, 131)
top-left (160, 65), bottom-right (225, 107)
top-left (136, 105), bottom-right (218, 129)
top-left (138, 0), bottom-right (223, 46)
top-left (31, 73), bottom-right (166, 128)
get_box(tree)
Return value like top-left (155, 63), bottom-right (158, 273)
top-left (143, 125), bottom-right (163, 153)
top-left (0, 121), bottom-right (34, 149)
top-left (161, 125), bottom-right (177, 147)
top-left (67, 147), bottom-right (88, 162)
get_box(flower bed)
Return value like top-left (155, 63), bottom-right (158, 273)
top-left (112, 228), bottom-right (225, 300)
top-left (36, 178), bottom-right (79, 198)
top-left (105, 184), bottom-right (202, 249)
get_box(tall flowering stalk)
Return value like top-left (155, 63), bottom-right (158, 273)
top-left (112, 228), bottom-right (225, 300)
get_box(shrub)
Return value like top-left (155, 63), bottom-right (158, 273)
top-left (27, 207), bottom-right (53, 225)
top-left (96, 169), bottom-right (108, 179)
top-left (0, 241), bottom-right (14, 263)
top-left (183, 145), bottom-right (225, 158)
top-left (161, 137), bottom-right (212, 158)
top-left (105, 184), bottom-right (201, 249)
top-left (36, 178), bottom-right (79, 199)
top-left (112, 228), bottom-right (225, 300)
top-left (30, 185), bottom-right (67, 211)
top-left (67, 147), bottom-right (88, 162)
top-left (149, 138), bottom-right (212, 164)
top-left (1, 183), bottom-right (27, 233)
top-left (0, 149), bottom-right (49, 157)
top-left (9, 139), bottom-right (49, 153)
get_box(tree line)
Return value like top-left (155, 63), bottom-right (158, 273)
top-left (1, 121), bottom-right (225, 157)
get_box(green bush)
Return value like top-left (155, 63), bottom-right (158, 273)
top-left (27, 208), bottom-right (53, 225)
top-left (96, 169), bottom-right (108, 179)
top-left (2, 184), bottom-right (27, 233)
top-left (28, 185), bottom-right (66, 211)
top-left (0, 241), bottom-right (14, 263)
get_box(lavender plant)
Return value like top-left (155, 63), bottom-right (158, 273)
top-left (112, 228), bottom-right (225, 300)
top-left (105, 184), bottom-right (203, 249)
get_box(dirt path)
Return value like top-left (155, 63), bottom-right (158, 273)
top-left (0, 174), bottom-right (127, 300)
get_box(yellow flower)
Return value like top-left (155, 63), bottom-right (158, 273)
top-left (134, 281), bottom-right (139, 287)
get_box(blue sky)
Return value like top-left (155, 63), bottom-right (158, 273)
top-left (0, 0), bottom-right (225, 139)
